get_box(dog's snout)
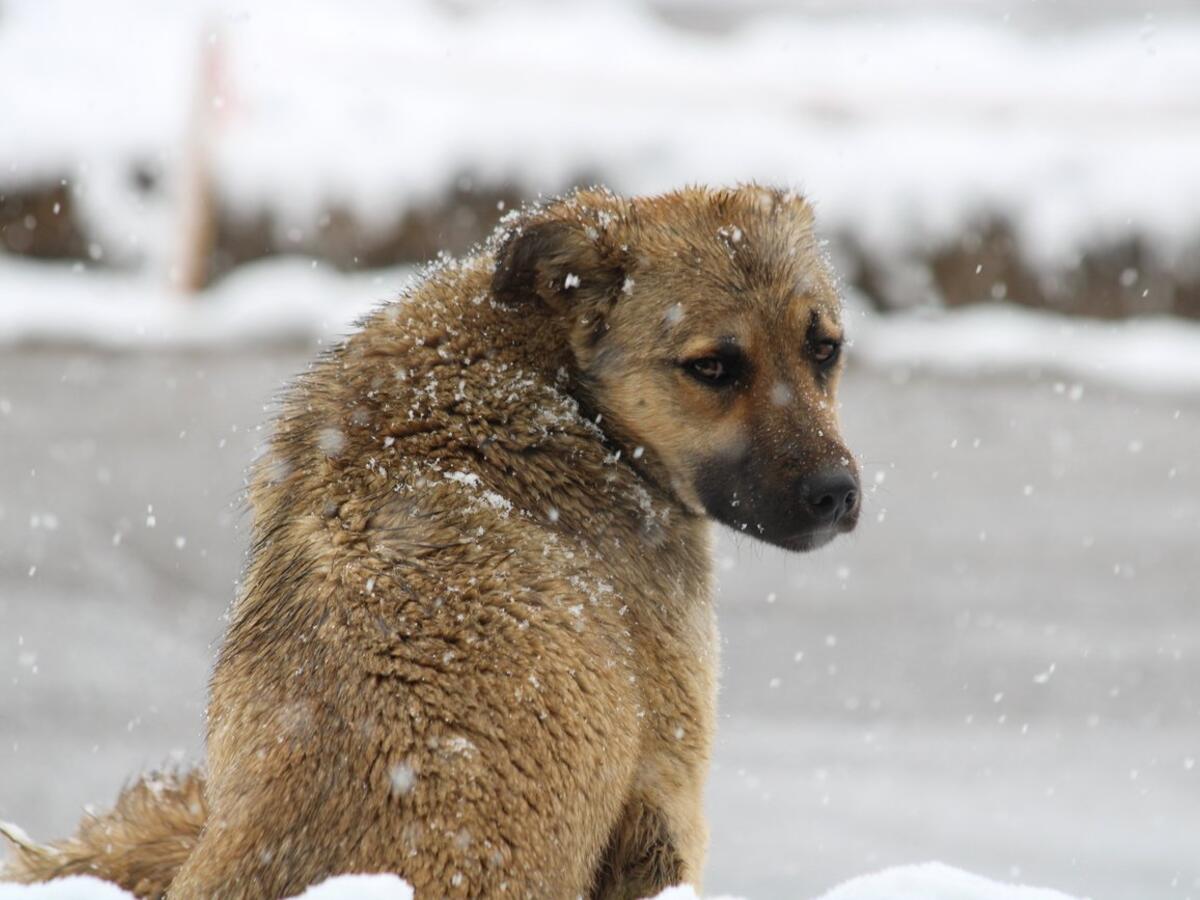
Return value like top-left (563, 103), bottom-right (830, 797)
top-left (800, 469), bottom-right (859, 527)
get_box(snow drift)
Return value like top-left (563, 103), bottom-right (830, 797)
top-left (2, 257), bottom-right (1199, 397)
top-left (0, 863), bottom-right (1086, 899)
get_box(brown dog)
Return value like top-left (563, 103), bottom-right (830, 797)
top-left (3, 185), bottom-right (859, 898)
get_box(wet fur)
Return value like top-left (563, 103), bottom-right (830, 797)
top-left (2, 771), bottom-right (206, 898)
top-left (3, 185), bottom-right (854, 898)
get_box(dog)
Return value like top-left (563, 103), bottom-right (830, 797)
top-left (3, 184), bottom-right (859, 898)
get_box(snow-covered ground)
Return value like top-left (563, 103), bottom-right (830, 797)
top-left (2, 348), bottom-right (1195, 898)
top-left (0, 865), bottom-right (1087, 899)
top-left (4, 257), bottom-right (1200, 397)
top-left (0, 873), bottom-right (414, 900)
top-left (2, 3), bottom-right (1197, 898)
top-left (2, 0), bottom-right (1199, 280)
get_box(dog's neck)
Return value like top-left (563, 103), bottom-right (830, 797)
top-left (365, 259), bottom-right (709, 564)
top-left (231, 255), bottom-right (714, 669)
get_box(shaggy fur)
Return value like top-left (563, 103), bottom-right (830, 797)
top-left (2, 771), bottom-right (206, 897)
top-left (3, 185), bottom-right (857, 898)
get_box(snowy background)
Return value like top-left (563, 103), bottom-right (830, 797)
top-left (2, 1), bottom-right (1198, 898)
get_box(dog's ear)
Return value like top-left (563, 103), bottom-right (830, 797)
top-left (492, 219), bottom-right (626, 312)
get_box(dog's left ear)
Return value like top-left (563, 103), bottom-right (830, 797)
top-left (491, 218), bottom-right (626, 315)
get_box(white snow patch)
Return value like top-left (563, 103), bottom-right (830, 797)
top-left (7, 256), bottom-right (1198, 397)
top-left (0, 877), bottom-right (133, 900)
top-left (848, 295), bottom-right (1200, 395)
top-left (651, 865), bottom-right (1085, 899)
top-left (769, 382), bottom-right (794, 406)
top-left (0, 866), bottom-right (1085, 899)
top-left (481, 491), bottom-right (512, 513)
top-left (0, 258), bottom-right (413, 349)
top-left (442, 471), bottom-right (511, 513)
top-left (0, 874), bottom-right (413, 900)
top-left (442, 735), bottom-right (477, 757)
top-left (813, 863), bottom-right (1083, 900)
top-left (287, 875), bottom-right (413, 899)
top-left (387, 762), bottom-right (415, 797)
top-left (316, 427), bottom-right (345, 457)
top-left (3, 3), bottom-right (1199, 273)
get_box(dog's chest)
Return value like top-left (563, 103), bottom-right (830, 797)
top-left (609, 547), bottom-right (719, 748)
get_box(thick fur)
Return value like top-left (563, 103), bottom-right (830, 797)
top-left (3, 185), bottom-right (855, 898)
top-left (2, 771), bottom-right (206, 898)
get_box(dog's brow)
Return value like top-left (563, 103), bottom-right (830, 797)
top-left (802, 308), bottom-right (823, 339)
top-left (680, 333), bottom-right (742, 358)
top-left (806, 308), bottom-right (842, 341)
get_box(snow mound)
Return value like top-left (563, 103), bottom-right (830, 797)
top-left (3, 259), bottom-right (1199, 397)
top-left (0, 866), bottom-right (1085, 899)
top-left (848, 295), bottom-right (1200, 394)
top-left (0, 877), bottom-right (131, 900)
top-left (814, 863), bottom-right (1084, 900)
top-left (283, 874), bottom-right (413, 899)
top-left (0, 874), bottom-right (414, 900)
top-left (0, 257), bottom-right (409, 349)
top-left (649, 885), bottom-right (740, 900)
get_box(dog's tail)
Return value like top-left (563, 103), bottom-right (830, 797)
top-left (1, 769), bottom-right (207, 899)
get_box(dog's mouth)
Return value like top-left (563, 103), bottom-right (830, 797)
top-left (702, 502), bottom-right (859, 553)
top-left (704, 511), bottom-right (847, 553)
top-left (777, 528), bottom-right (840, 553)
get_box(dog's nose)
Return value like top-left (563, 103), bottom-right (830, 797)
top-left (800, 469), bottom-right (859, 527)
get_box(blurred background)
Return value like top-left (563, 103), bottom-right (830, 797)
top-left (1, 1), bottom-right (1198, 897)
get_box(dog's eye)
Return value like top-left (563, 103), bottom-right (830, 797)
top-left (813, 339), bottom-right (841, 368)
top-left (685, 355), bottom-right (739, 387)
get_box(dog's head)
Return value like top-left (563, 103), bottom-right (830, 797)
top-left (492, 185), bottom-right (859, 552)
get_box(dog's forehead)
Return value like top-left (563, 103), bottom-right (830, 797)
top-left (637, 200), bottom-right (825, 288)
top-left (650, 286), bottom-right (841, 355)
top-left (644, 245), bottom-right (840, 333)
top-left (783, 266), bottom-right (843, 330)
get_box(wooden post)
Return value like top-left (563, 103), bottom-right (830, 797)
top-left (174, 26), bottom-right (226, 294)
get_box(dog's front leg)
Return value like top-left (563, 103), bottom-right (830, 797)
top-left (590, 781), bottom-right (708, 900)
